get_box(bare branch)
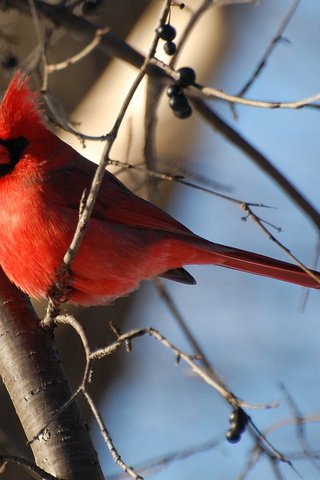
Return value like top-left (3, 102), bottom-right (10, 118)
top-left (191, 98), bottom-right (320, 230)
top-left (90, 327), bottom-right (278, 411)
top-left (108, 435), bottom-right (222, 479)
top-left (43, 0), bottom-right (174, 321)
top-left (237, 0), bottom-right (301, 98)
top-left (154, 279), bottom-right (226, 384)
top-left (84, 391), bottom-right (143, 480)
top-left (46, 27), bottom-right (110, 72)
top-left (0, 454), bottom-right (57, 480)
top-left (0, 269), bottom-right (104, 479)
top-left (198, 84), bottom-right (320, 110)
top-left (241, 203), bottom-right (320, 285)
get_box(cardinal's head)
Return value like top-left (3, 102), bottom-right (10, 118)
top-left (0, 72), bottom-right (51, 176)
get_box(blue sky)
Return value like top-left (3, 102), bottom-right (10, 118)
top-left (96, 2), bottom-right (320, 478)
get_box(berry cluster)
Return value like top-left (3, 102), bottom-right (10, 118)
top-left (166, 67), bottom-right (196, 119)
top-left (225, 407), bottom-right (249, 443)
top-left (157, 23), bottom-right (177, 56)
top-left (156, 1), bottom-right (186, 54)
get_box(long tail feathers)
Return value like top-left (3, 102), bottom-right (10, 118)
top-left (170, 238), bottom-right (320, 289)
top-left (213, 246), bottom-right (320, 289)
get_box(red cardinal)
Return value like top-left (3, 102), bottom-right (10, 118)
top-left (0, 73), bottom-right (318, 306)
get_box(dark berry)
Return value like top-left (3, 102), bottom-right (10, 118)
top-left (168, 91), bottom-right (192, 119)
top-left (164, 41), bottom-right (176, 56)
top-left (169, 94), bottom-right (189, 112)
top-left (82, 0), bottom-right (101, 14)
top-left (226, 429), bottom-right (241, 444)
top-left (166, 84), bottom-right (183, 98)
top-left (228, 421), bottom-right (246, 435)
top-left (157, 24), bottom-right (176, 42)
top-left (229, 421), bottom-right (238, 431)
top-left (229, 410), bottom-right (237, 423)
top-left (1, 53), bottom-right (18, 70)
top-left (176, 67), bottom-right (196, 87)
top-left (229, 408), bottom-right (248, 434)
top-left (173, 105), bottom-right (192, 119)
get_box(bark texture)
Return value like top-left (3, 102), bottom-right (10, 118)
top-left (0, 268), bottom-right (104, 479)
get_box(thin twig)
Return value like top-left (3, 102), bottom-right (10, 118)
top-left (43, 0), bottom-right (174, 322)
top-left (269, 457), bottom-right (286, 480)
top-left (199, 84), bottom-right (320, 110)
top-left (109, 434), bottom-right (222, 479)
top-left (239, 412), bottom-right (320, 479)
top-left (107, 157), bottom-right (268, 206)
top-left (90, 327), bottom-right (278, 411)
top-left (242, 203), bottom-right (320, 284)
top-left (28, 0), bottom-right (49, 91)
top-left (150, 56), bottom-right (320, 111)
top-left (0, 454), bottom-right (58, 480)
top-left (237, 0), bottom-right (301, 97)
top-left (109, 150), bottom-right (320, 284)
top-left (36, 315), bottom-right (90, 440)
top-left (40, 312), bottom-right (143, 479)
top-left (248, 421), bottom-right (297, 474)
top-left (169, 0), bottom-right (212, 66)
top-left (84, 391), bottom-right (143, 480)
top-left (236, 442), bottom-right (263, 480)
top-left (46, 27), bottom-right (110, 72)
top-left (191, 98), bottom-right (320, 231)
top-left (154, 279), bottom-right (226, 385)
top-left (299, 233), bottom-right (320, 311)
top-left (28, 0), bottom-right (46, 66)
top-left (1, 0), bottom-right (151, 74)
top-left (280, 383), bottom-right (320, 472)
top-left (144, 78), bottom-right (163, 202)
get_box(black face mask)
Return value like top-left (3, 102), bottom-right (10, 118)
top-left (0, 136), bottom-right (29, 176)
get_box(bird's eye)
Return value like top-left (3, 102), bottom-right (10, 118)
top-left (0, 144), bottom-right (10, 166)
top-left (0, 136), bottom-right (28, 176)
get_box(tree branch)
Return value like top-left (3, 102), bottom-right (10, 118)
top-left (191, 98), bottom-right (320, 230)
top-left (0, 268), bottom-right (104, 479)
top-left (0, 0), bottom-right (163, 76)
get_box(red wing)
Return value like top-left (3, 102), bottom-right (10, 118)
top-left (98, 172), bottom-right (193, 235)
top-left (48, 151), bottom-right (194, 237)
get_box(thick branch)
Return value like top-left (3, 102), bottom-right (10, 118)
top-left (0, 268), bottom-right (104, 480)
top-left (1, 0), bottom-right (164, 76)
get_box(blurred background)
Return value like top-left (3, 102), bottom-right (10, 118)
top-left (1, 1), bottom-right (320, 478)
